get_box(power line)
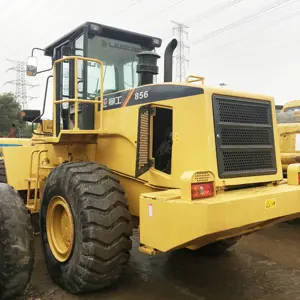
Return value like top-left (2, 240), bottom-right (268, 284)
top-left (115, 0), bottom-right (144, 15)
top-left (148, 0), bottom-right (242, 31)
top-left (155, 0), bottom-right (187, 15)
top-left (186, 0), bottom-right (246, 26)
top-left (236, 31), bottom-right (300, 56)
top-left (172, 21), bottom-right (189, 82)
top-left (159, 0), bottom-right (245, 42)
top-left (0, 0), bottom-right (74, 51)
top-left (191, 8), bottom-right (300, 61)
top-left (191, 0), bottom-right (297, 46)
top-left (133, 0), bottom-right (188, 35)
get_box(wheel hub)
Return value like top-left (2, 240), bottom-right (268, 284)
top-left (46, 196), bottom-right (74, 262)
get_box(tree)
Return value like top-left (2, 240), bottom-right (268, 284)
top-left (0, 93), bottom-right (28, 137)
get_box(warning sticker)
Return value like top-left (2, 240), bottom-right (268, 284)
top-left (148, 204), bottom-right (153, 217)
top-left (296, 134), bottom-right (300, 151)
top-left (265, 199), bottom-right (276, 209)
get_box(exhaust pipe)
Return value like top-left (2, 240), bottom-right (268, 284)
top-left (164, 38), bottom-right (178, 82)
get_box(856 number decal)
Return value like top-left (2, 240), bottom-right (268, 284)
top-left (135, 91), bottom-right (148, 100)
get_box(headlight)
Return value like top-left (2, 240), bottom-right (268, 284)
top-left (89, 23), bottom-right (102, 33)
top-left (152, 38), bottom-right (162, 47)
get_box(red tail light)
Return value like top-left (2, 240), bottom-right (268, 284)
top-left (191, 182), bottom-right (214, 200)
top-left (298, 173), bottom-right (300, 184)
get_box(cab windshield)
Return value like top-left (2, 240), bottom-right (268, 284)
top-left (276, 106), bottom-right (300, 124)
top-left (47, 23), bottom-right (159, 133)
top-left (284, 106), bottom-right (300, 112)
top-left (277, 110), bottom-right (300, 124)
top-left (85, 36), bottom-right (150, 97)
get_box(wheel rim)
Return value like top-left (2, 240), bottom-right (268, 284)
top-left (46, 196), bottom-right (74, 262)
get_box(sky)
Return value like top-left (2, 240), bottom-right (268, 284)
top-left (0, 0), bottom-right (300, 118)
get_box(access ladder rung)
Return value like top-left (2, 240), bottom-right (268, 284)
top-left (26, 201), bottom-right (40, 210)
top-left (26, 149), bottom-right (48, 213)
top-left (26, 177), bottom-right (37, 182)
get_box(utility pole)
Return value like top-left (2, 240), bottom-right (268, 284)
top-left (172, 20), bottom-right (189, 82)
top-left (4, 59), bottom-right (38, 109)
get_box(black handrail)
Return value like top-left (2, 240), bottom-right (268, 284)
top-left (31, 75), bottom-right (53, 136)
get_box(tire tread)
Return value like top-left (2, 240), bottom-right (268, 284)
top-left (0, 183), bottom-right (34, 299)
top-left (0, 160), bottom-right (7, 183)
top-left (42, 161), bottom-right (132, 294)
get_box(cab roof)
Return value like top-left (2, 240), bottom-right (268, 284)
top-left (44, 21), bottom-right (162, 56)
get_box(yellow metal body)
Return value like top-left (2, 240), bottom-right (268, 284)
top-left (277, 100), bottom-right (300, 174)
top-left (95, 86), bottom-right (282, 194)
top-left (277, 123), bottom-right (300, 173)
top-left (3, 54), bottom-right (300, 253)
top-left (0, 138), bottom-right (32, 158)
top-left (186, 75), bottom-right (205, 84)
top-left (140, 178), bottom-right (300, 252)
top-left (40, 120), bottom-right (53, 134)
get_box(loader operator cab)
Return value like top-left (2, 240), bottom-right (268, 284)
top-left (26, 22), bottom-right (164, 134)
top-left (26, 22), bottom-right (176, 175)
top-left (277, 100), bottom-right (300, 124)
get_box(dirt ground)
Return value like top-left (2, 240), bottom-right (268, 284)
top-left (16, 222), bottom-right (300, 300)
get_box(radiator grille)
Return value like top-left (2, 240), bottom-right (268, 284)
top-left (213, 95), bottom-right (277, 178)
top-left (136, 106), bottom-right (150, 177)
top-left (138, 111), bottom-right (149, 168)
top-left (220, 128), bottom-right (272, 146)
top-left (223, 151), bottom-right (274, 172)
top-left (219, 102), bottom-right (269, 124)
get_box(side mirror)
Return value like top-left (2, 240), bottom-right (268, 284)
top-left (21, 109), bottom-right (41, 122)
top-left (26, 56), bottom-right (38, 76)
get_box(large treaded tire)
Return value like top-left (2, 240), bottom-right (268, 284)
top-left (0, 160), bottom-right (6, 183)
top-left (40, 161), bottom-right (133, 294)
top-left (0, 183), bottom-right (34, 299)
top-left (197, 236), bottom-right (241, 256)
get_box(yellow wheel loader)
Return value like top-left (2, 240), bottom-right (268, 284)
top-left (3, 21), bottom-right (300, 295)
top-left (276, 100), bottom-right (300, 177)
